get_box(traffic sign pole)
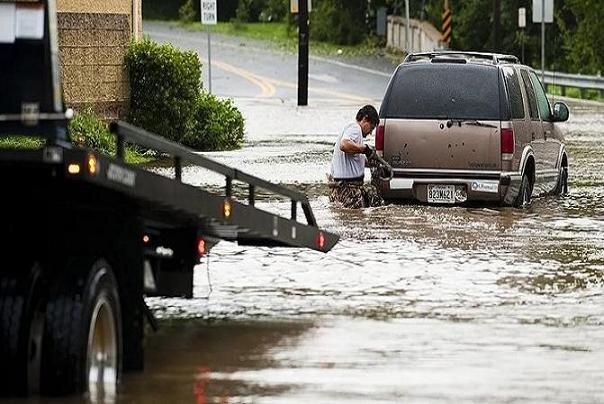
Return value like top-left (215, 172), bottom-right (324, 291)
top-left (207, 26), bottom-right (212, 94)
top-left (201, 0), bottom-right (217, 94)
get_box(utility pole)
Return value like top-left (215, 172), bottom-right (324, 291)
top-left (421, 0), bottom-right (426, 21)
top-left (298, 0), bottom-right (309, 106)
top-left (541, 0), bottom-right (545, 82)
top-left (492, 0), bottom-right (500, 52)
top-left (405, 0), bottom-right (410, 52)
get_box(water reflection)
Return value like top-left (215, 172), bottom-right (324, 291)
top-left (139, 100), bottom-right (604, 401)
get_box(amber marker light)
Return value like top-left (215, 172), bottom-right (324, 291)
top-left (223, 199), bottom-right (232, 218)
top-left (87, 153), bottom-right (98, 175)
top-left (67, 163), bottom-right (81, 174)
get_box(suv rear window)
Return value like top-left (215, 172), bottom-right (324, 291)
top-left (381, 64), bottom-right (504, 120)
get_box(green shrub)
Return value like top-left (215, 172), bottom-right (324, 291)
top-left (183, 93), bottom-right (245, 151)
top-left (234, 0), bottom-right (288, 23)
top-left (311, 0), bottom-right (366, 45)
top-left (179, 0), bottom-right (196, 23)
top-left (69, 107), bottom-right (116, 156)
top-left (143, 0), bottom-right (238, 22)
top-left (126, 38), bottom-right (246, 151)
top-left (125, 38), bottom-right (201, 144)
top-left (69, 108), bottom-right (151, 163)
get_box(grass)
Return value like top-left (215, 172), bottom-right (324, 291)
top-left (547, 84), bottom-right (603, 102)
top-left (0, 136), bottom-right (45, 149)
top-left (0, 136), bottom-right (153, 165)
top-left (173, 21), bottom-right (404, 61)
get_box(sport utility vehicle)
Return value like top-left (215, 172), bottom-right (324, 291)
top-left (374, 51), bottom-right (569, 207)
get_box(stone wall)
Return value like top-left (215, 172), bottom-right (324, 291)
top-left (58, 13), bottom-right (130, 121)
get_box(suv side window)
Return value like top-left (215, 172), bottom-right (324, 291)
top-left (503, 67), bottom-right (525, 119)
top-left (529, 71), bottom-right (552, 121)
top-left (520, 70), bottom-right (539, 120)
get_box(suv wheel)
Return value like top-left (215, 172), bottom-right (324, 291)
top-left (555, 166), bottom-right (568, 195)
top-left (514, 173), bottom-right (532, 208)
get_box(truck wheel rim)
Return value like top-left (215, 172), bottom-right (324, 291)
top-left (87, 295), bottom-right (117, 396)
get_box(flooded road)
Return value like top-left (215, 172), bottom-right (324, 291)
top-left (14, 99), bottom-right (601, 403)
top-left (128, 99), bottom-right (604, 403)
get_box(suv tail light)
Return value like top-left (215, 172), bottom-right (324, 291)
top-left (501, 127), bottom-right (514, 159)
top-left (376, 124), bottom-right (385, 156)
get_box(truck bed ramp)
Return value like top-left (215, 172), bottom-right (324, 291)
top-left (41, 121), bottom-right (339, 252)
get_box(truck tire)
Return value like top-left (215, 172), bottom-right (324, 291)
top-left (0, 264), bottom-right (44, 396)
top-left (514, 173), bottom-right (532, 208)
top-left (41, 258), bottom-right (122, 396)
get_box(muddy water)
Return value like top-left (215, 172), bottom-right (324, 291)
top-left (121, 99), bottom-right (604, 403)
top-left (14, 100), bottom-right (598, 403)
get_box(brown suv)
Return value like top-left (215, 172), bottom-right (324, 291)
top-left (374, 51), bottom-right (569, 207)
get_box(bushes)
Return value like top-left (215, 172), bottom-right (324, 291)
top-left (125, 38), bottom-right (200, 145)
top-left (311, 0), bottom-right (367, 45)
top-left (235, 0), bottom-right (287, 23)
top-left (178, 0), bottom-right (196, 23)
top-left (143, 0), bottom-right (238, 22)
top-left (125, 38), bottom-right (245, 151)
top-left (185, 93), bottom-right (244, 151)
top-left (69, 108), bottom-right (116, 156)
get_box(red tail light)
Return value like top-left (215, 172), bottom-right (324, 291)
top-left (501, 128), bottom-right (514, 155)
top-left (197, 238), bottom-right (206, 257)
top-left (316, 231), bottom-right (325, 250)
top-left (376, 124), bottom-right (384, 152)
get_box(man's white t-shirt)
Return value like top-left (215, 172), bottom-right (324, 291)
top-left (330, 122), bottom-right (365, 179)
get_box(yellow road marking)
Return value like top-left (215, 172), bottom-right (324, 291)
top-left (203, 58), bottom-right (372, 103)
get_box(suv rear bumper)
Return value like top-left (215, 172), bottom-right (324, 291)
top-left (375, 169), bottom-right (522, 204)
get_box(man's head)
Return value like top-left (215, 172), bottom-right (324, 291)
top-left (356, 105), bottom-right (379, 137)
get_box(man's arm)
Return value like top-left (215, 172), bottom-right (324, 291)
top-left (340, 138), bottom-right (365, 154)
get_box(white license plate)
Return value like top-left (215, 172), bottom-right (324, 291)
top-left (427, 184), bottom-right (455, 203)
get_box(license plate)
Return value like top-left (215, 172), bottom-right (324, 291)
top-left (427, 184), bottom-right (455, 203)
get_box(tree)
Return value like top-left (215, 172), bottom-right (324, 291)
top-left (560, 0), bottom-right (604, 74)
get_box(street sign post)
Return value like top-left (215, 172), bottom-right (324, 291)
top-left (533, 0), bottom-right (553, 82)
top-left (518, 7), bottom-right (526, 63)
top-left (290, 0), bottom-right (312, 13)
top-left (201, 0), bottom-right (217, 94)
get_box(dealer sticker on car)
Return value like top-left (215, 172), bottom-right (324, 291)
top-left (427, 184), bottom-right (455, 203)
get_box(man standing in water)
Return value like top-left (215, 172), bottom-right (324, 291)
top-left (329, 105), bottom-right (383, 209)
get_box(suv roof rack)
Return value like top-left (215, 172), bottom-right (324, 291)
top-left (404, 51), bottom-right (519, 65)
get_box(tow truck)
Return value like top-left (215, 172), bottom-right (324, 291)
top-left (0, 0), bottom-right (338, 396)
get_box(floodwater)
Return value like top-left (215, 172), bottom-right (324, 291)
top-left (133, 98), bottom-right (604, 403)
top-left (16, 99), bottom-right (604, 403)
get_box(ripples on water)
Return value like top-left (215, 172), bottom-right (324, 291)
top-left (143, 100), bottom-right (604, 402)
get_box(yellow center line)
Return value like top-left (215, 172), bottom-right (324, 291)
top-left (203, 58), bottom-right (275, 97)
top-left (205, 58), bottom-right (373, 103)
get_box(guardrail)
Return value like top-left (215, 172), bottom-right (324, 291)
top-left (542, 70), bottom-right (604, 98)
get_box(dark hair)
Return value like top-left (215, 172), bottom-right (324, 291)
top-left (356, 105), bottom-right (379, 125)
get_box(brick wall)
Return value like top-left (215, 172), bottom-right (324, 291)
top-left (58, 13), bottom-right (130, 121)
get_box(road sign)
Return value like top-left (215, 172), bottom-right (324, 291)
top-left (290, 0), bottom-right (312, 13)
top-left (532, 0), bottom-right (553, 23)
top-left (518, 7), bottom-right (526, 28)
top-left (201, 0), bottom-right (217, 25)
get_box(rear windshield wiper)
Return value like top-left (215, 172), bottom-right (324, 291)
top-left (446, 119), bottom-right (497, 129)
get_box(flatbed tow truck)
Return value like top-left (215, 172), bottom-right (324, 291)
top-left (0, 0), bottom-right (338, 396)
